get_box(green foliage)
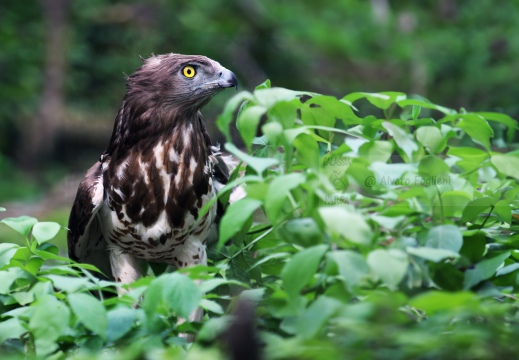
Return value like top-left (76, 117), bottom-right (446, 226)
top-left (3, 83), bottom-right (519, 358)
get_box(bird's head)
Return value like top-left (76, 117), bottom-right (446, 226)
top-left (125, 53), bottom-right (238, 117)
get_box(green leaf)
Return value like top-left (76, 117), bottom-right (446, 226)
top-left (68, 292), bottom-right (108, 337)
top-left (344, 92), bottom-right (406, 110)
top-left (367, 249), bottom-right (408, 287)
top-left (418, 156), bottom-right (450, 176)
top-left (0, 317), bottom-right (26, 344)
top-left (237, 105), bottom-right (266, 150)
top-left (1, 216), bottom-right (38, 238)
top-left (198, 278), bottom-right (249, 293)
top-left (255, 79), bottom-right (271, 90)
top-left (216, 91), bottom-right (254, 142)
top-left (358, 141), bottom-right (393, 163)
top-left (327, 251), bottom-right (370, 292)
top-left (106, 307), bottom-right (136, 343)
top-left (476, 112), bottom-right (518, 142)
top-left (410, 291), bottom-right (475, 315)
top-left (461, 197), bottom-right (496, 223)
top-left (456, 114), bottom-right (494, 150)
top-left (265, 173), bottom-right (305, 224)
top-left (440, 191), bottom-right (473, 218)
top-left (295, 296), bottom-right (342, 340)
top-left (219, 198), bottom-right (262, 248)
top-left (425, 225), bottom-right (463, 252)
top-left (463, 251), bottom-right (511, 289)
top-left (293, 133), bottom-right (320, 169)
top-left (382, 122), bottom-right (419, 160)
top-left (448, 147), bottom-right (489, 164)
top-left (406, 247), bottom-right (460, 262)
top-left (0, 243), bottom-right (20, 268)
top-left (199, 299), bottom-right (224, 314)
top-left (144, 273), bottom-right (202, 320)
top-left (254, 87), bottom-right (305, 108)
top-left (494, 199), bottom-right (512, 224)
top-left (397, 98), bottom-right (456, 115)
top-left (319, 206), bottom-right (372, 245)
top-left (225, 143), bottom-right (279, 175)
top-left (281, 244), bottom-right (328, 298)
top-left (491, 154), bottom-right (519, 180)
top-left (31, 222), bottom-right (61, 244)
top-left (415, 126), bottom-right (445, 154)
top-left (29, 294), bottom-right (70, 357)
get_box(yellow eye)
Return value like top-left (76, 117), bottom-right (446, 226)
top-left (182, 65), bottom-right (196, 78)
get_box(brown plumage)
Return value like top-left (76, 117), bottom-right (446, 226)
top-left (68, 54), bottom-right (238, 290)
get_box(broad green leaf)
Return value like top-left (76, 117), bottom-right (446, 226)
top-left (397, 98), bottom-right (456, 115)
top-left (328, 251), bottom-right (369, 292)
top-left (198, 278), bottom-right (249, 293)
top-left (0, 243), bottom-right (20, 268)
top-left (219, 198), bottom-right (262, 248)
top-left (216, 91), bottom-right (254, 142)
top-left (1, 216), bottom-right (38, 238)
top-left (456, 114), bottom-right (493, 150)
top-left (367, 249), bottom-right (408, 287)
top-left (418, 156), bottom-right (449, 176)
top-left (31, 222), bottom-right (61, 244)
top-left (358, 141), bottom-right (393, 163)
top-left (382, 122), bottom-right (419, 159)
top-left (448, 147), bottom-right (489, 163)
top-left (106, 307), bottom-right (136, 343)
top-left (415, 126), bottom-right (445, 154)
top-left (461, 197), bottom-right (496, 223)
top-left (29, 294), bottom-right (70, 357)
top-left (319, 206), bottom-right (372, 245)
top-left (254, 87), bottom-right (306, 108)
top-left (0, 317), bottom-right (26, 344)
top-left (295, 296), bottom-right (342, 340)
top-left (265, 173), bottom-right (305, 224)
top-left (463, 251), bottom-right (510, 289)
top-left (237, 105), bottom-right (266, 150)
top-left (491, 154), bottom-right (519, 180)
top-left (344, 92), bottom-right (406, 110)
top-left (0, 267), bottom-right (31, 294)
top-left (225, 143), bottom-right (278, 175)
top-left (406, 247), bottom-right (460, 262)
top-left (293, 133), bottom-right (320, 169)
top-left (281, 244), bottom-right (328, 298)
top-left (460, 231), bottom-right (486, 264)
top-left (494, 199), bottom-right (512, 224)
top-left (440, 191), bottom-right (472, 217)
top-left (255, 79), bottom-right (271, 90)
top-left (476, 112), bottom-right (518, 142)
top-left (45, 274), bottom-right (92, 293)
top-left (199, 299), bottom-right (224, 314)
top-left (162, 273), bottom-right (202, 319)
top-left (197, 316), bottom-right (232, 343)
top-left (144, 273), bottom-right (202, 321)
top-left (410, 291), bottom-right (475, 314)
top-left (68, 292), bottom-right (108, 337)
top-left (425, 225), bottom-right (463, 252)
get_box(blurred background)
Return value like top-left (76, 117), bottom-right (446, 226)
top-left (1, 0), bottom-right (519, 248)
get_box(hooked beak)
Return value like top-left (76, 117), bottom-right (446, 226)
top-left (216, 68), bottom-right (239, 90)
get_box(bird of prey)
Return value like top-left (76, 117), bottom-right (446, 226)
top-left (68, 54), bottom-right (238, 294)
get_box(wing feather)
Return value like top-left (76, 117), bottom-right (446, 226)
top-left (68, 162), bottom-right (112, 279)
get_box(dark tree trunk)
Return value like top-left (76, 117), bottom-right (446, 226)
top-left (20, 0), bottom-right (69, 171)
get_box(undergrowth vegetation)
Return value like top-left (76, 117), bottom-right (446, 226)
top-left (2, 81), bottom-right (519, 359)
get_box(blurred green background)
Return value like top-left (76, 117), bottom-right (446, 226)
top-left (1, 0), bottom-right (519, 249)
